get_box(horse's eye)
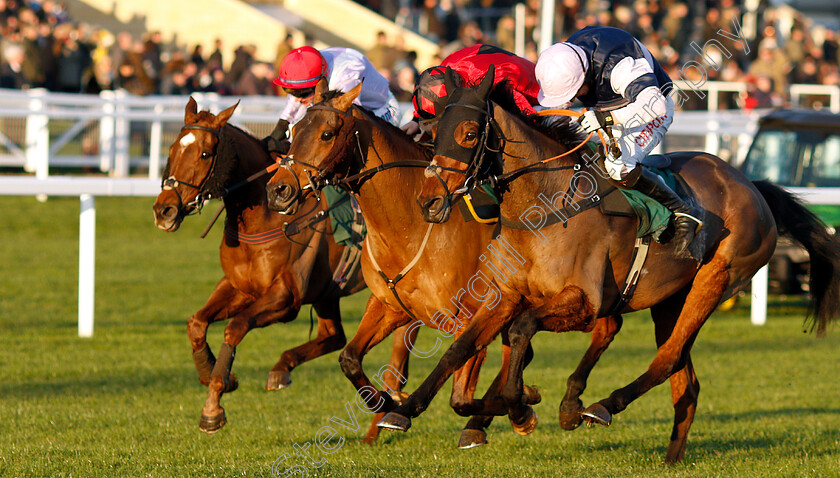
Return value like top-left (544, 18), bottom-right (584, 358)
top-left (465, 131), bottom-right (477, 141)
top-left (201, 151), bottom-right (212, 160)
top-left (321, 130), bottom-right (335, 141)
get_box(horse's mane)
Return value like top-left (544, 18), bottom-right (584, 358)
top-left (203, 121), bottom-right (264, 202)
top-left (489, 82), bottom-right (588, 148)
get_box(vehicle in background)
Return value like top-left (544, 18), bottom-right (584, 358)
top-left (740, 108), bottom-right (840, 294)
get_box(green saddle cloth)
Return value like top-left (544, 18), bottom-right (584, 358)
top-left (618, 166), bottom-right (674, 241)
top-left (322, 186), bottom-right (366, 247)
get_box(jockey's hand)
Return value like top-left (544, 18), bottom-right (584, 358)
top-left (578, 110), bottom-right (613, 133)
top-left (262, 118), bottom-right (291, 154)
top-left (401, 120), bottom-right (420, 136)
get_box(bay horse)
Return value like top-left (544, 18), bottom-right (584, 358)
top-left (265, 80), bottom-right (625, 447)
top-left (152, 97), bottom-right (414, 440)
top-left (379, 67), bottom-right (840, 463)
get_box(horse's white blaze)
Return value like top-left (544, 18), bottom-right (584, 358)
top-left (180, 133), bottom-right (196, 150)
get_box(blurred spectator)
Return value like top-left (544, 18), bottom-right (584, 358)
top-left (389, 64), bottom-right (416, 102)
top-left (367, 30), bottom-right (392, 71)
top-left (743, 75), bottom-right (782, 109)
top-left (495, 15), bottom-right (515, 52)
top-left (228, 44), bottom-right (255, 87)
top-left (274, 34), bottom-right (293, 74)
top-left (234, 61), bottom-right (274, 96)
top-left (0, 43), bottom-right (26, 88)
top-left (190, 44), bottom-right (205, 69)
top-left (209, 38), bottom-right (224, 70)
top-left (748, 43), bottom-right (790, 99)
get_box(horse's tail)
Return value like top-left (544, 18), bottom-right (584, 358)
top-left (752, 180), bottom-right (840, 336)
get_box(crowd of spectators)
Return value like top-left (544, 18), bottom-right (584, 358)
top-left (1, 0), bottom-right (838, 112)
top-left (0, 0), bottom-right (278, 96)
top-left (358, 0), bottom-right (840, 110)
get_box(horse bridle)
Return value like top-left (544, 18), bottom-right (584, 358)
top-left (161, 124), bottom-right (223, 216)
top-left (278, 102), bottom-right (429, 204)
top-left (424, 100), bottom-right (506, 207)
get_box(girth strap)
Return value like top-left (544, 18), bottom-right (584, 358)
top-left (365, 223), bottom-right (434, 321)
top-left (606, 236), bottom-right (651, 316)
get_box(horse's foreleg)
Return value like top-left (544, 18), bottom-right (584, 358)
top-left (583, 258), bottom-right (727, 463)
top-left (200, 287), bottom-right (297, 433)
top-left (378, 300), bottom-right (517, 432)
top-left (187, 277), bottom-right (248, 385)
top-left (267, 299), bottom-right (346, 390)
top-left (359, 323), bottom-right (418, 443)
top-left (666, 355), bottom-right (699, 464)
top-left (337, 295), bottom-right (411, 443)
top-left (559, 314), bottom-right (623, 430)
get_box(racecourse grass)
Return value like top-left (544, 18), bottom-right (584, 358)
top-left (0, 196), bottom-right (838, 477)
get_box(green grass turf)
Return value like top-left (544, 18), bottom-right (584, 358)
top-left (0, 196), bottom-right (838, 477)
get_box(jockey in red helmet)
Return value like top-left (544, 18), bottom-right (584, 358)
top-left (402, 44), bottom-right (542, 136)
top-left (264, 46), bottom-right (401, 154)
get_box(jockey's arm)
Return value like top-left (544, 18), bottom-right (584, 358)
top-left (610, 85), bottom-right (669, 126)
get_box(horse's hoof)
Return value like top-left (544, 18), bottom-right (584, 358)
top-left (224, 374), bottom-right (239, 393)
top-left (390, 391), bottom-right (409, 405)
top-left (377, 412), bottom-right (411, 432)
top-left (582, 403), bottom-right (612, 427)
top-left (509, 406), bottom-right (538, 436)
top-left (523, 385), bottom-right (542, 405)
top-left (265, 371), bottom-right (292, 391)
top-left (458, 428), bottom-right (487, 449)
top-left (199, 411), bottom-right (227, 433)
top-left (558, 410), bottom-right (584, 430)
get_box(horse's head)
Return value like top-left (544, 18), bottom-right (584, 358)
top-left (418, 65), bottom-right (497, 224)
top-left (266, 78), bottom-right (363, 215)
top-left (153, 97), bottom-right (238, 231)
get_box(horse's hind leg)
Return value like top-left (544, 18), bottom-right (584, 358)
top-left (559, 315), bottom-right (623, 431)
top-left (385, 323), bottom-right (418, 405)
top-left (501, 310), bottom-right (541, 436)
top-left (457, 334), bottom-right (540, 448)
top-left (583, 258), bottom-right (727, 462)
top-left (187, 277), bottom-right (245, 385)
top-left (650, 288), bottom-right (700, 464)
top-left (266, 299), bottom-right (347, 390)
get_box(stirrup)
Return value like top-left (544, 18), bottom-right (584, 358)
top-left (674, 212), bottom-right (704, 229)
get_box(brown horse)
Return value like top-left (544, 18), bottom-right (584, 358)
top-left (265, 80), bottom-right (627, 447)
top-left (378, 67), bottom-right (840, 463)
top-left (152, 97), bottom-right (414, 439)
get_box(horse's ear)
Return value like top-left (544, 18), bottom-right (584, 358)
top-left (334, 80), bottom-right (363, 112)
top-left (214, 100), bottom-right (239, 128)
top-left (443, 66), bottom-right (457, 95)
top-left (185, 97), bottom-right (198, 123)
top-left (476, 64), bottom-right (495, 100)
top-left (313, 76), bottom-right (329, 103)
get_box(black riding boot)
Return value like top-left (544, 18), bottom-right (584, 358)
top-left (626, 167), bottom-right (702, 258)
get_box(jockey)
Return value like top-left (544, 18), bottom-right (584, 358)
top-left (402, 44), bottom-right (542, 136)
top-left (264, 46), bottom-right (401, 154)
top-left (535, 25), bottom-right (701, 257)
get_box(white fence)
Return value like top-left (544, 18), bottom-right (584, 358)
top-left (1, 86), bottom-right (839, 336)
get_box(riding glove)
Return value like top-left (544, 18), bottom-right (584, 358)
top-left (578, 110), bottom-right (613, 133)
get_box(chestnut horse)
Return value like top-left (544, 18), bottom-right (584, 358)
top-left (265, 81), bottom-right (625, 447)
top-left (379, 67), bottom-right (840, 463)
top-left (152, 97), bottom-right (413, 439)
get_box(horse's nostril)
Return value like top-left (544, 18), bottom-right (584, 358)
top-left (160, 205), bottom-right (178, 220)
top-left (423, 197), bottom-right (445, 215)
top-left (276, 184), bottom-right (294, 202)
